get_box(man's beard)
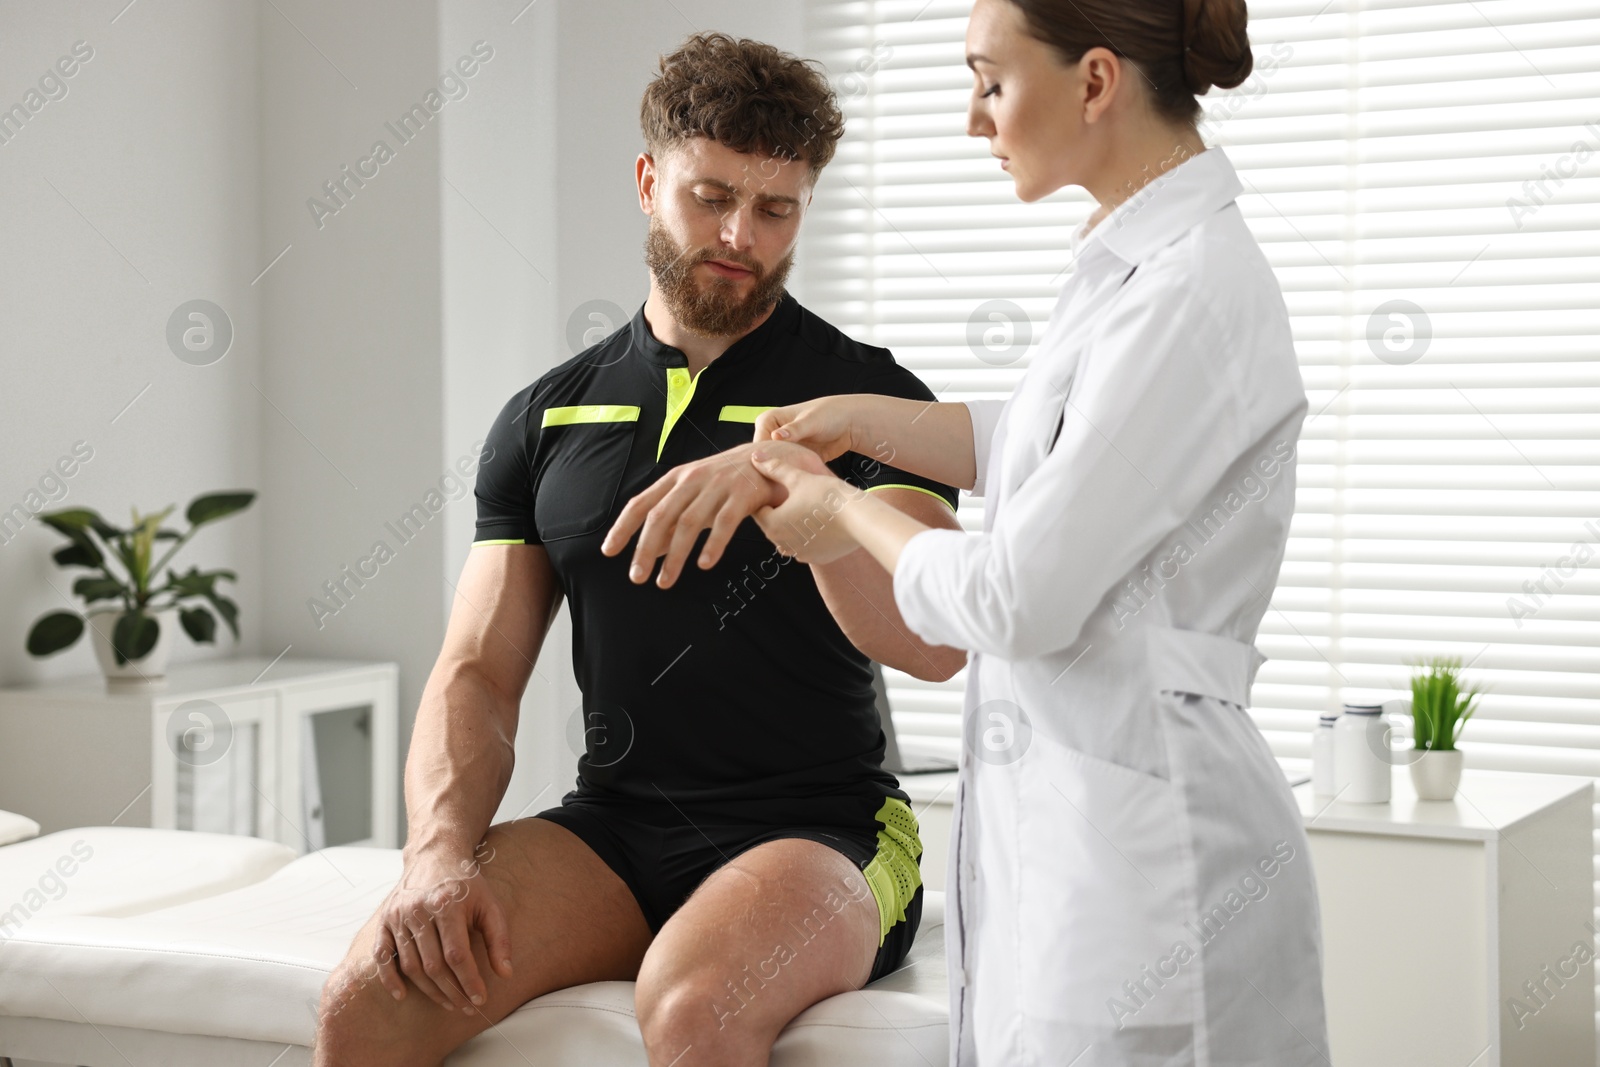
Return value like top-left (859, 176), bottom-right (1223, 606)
top-left (644, 219), bottom-right (794, 338)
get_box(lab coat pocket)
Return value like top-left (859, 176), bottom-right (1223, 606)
top-left (1018, 730), bottom-right (1198, 1034)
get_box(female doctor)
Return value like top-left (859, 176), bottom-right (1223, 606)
top-left (610, 0), bottom-right (1331, 1062)
top-left (746, 1), bottom-right (1328, 1064)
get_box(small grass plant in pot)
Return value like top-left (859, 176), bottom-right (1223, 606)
top-left (1407, 656), bottom-right (1481, 801)
top-left (24, 492), bottom-right (255, 684)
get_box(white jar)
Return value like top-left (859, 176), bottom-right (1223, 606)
top-left (1334, 703), bottom-right (1391, 803)
top-left (1312, 713), bottom-right (1339, 795)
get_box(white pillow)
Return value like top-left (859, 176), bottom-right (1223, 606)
top-left (0, 809), bottom-right (42, 847)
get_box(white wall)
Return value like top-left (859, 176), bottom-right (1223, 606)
top-left (0, 1), bottom-right (263, 690)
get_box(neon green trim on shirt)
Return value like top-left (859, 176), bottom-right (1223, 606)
top-left (472, 538), bottom-right (528, 546)
top-left (658, 366), bottom-right (703, 460)
top-left (718, 405), bottom-right (774, 424)
top-left (861, 797), bottom-right (924, 946)
top-left (542, 405), bottom-right (641, 428)
top-left (865, 483), bottom-right (958, 514)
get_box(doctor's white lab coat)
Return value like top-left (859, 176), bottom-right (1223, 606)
top-left (893, 146), bottom-right (1329, 1067)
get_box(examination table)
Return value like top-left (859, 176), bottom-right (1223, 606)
top-left (0, 826), bottom-right (948, 1066)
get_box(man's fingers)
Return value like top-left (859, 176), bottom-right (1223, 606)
top-left (436, 911), bottom-right (488, 1008)
top-left (374, 924), bottom-right (407, 1000)
top-left (698, 506), bottom-right (747, 571)
top-left (630, 481), bottom-right (702, 583)
top-left (393, 922), bottom-right (450, 1008)
top-left (655, 504), bottom-right (719, 588)
top-left (479, 896), bottom-right (516, 981)
top-left (408, 919), bottom-right (470, 1010)
top-left (602, 477), bottom-right (674, 558)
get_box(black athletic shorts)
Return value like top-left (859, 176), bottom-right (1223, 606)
top-left (534, 794), bottom-right (924, 984)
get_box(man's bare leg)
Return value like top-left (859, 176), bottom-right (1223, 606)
top-left (313, 817), bottom-right (653, 1067)
top-left (634, 839), bottom-right (882, 1067)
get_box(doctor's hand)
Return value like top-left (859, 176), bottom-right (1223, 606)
top-left (752, 395), bottom-right (867, 462)
top-left (601, 442), bottom-right (786, 588)
top-left (750, 445), bottom-right (867, 565)
top-left (370, 848), bottom-right (511, 1012)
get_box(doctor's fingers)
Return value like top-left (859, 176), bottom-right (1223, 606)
top-left (754, 405), bottom-right (850, 461)
top-left (753, 506), bottom-right (808, 560)
top-left (749, 447), bottom-right (815, 490)
top-left (751, 405), bottom-right (795, 442)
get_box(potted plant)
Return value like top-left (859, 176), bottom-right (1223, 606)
top-left (24, 492), bottom-right (255, 684)
top-left (1406, 656), bottom-right (1481, 801)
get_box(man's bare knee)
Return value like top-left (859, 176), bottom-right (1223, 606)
top-left (314, 955), bottom-right (420, 1067)
top-left (637, 970), bottom-right (775, 1067)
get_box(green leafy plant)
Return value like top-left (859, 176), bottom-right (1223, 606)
top-left (1408, 656), bottom-right (1482, 752)
top-left (25, 491), bottom-right (255, 665)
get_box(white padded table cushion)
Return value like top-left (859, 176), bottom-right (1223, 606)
top-left (0, 826), bottom-right (296, 930)
top-left (0, 810), bottom-right (40, 847)
top-left (0, 844), bottom-right (948, 1065)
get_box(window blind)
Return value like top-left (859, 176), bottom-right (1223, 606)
top-left (802, 0), bottom-right (1600, 1013)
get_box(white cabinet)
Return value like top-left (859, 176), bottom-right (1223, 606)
top-left (0, 658), bottom-right (398, 851)
top-left (1296, 767), bottom-right (1594, 1067)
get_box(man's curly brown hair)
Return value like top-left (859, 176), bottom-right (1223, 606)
top-left (640, 32), bottom-right (845, 180)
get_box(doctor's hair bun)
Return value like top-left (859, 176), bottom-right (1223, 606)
top-left (1006, 0), bottom-right (1255, 125)
top-left (1182, 0), bottom-right (1255, 96)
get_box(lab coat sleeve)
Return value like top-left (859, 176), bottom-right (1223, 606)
top-left (964, 398), bottom-right (1006, 498)
top-left (893, 279), bottom-right (1264, 660)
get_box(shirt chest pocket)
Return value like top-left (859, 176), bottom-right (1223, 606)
top-left (534, 405), bottom-right (640, 541)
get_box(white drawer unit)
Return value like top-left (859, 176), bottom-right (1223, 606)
top-left (0, 658), bottom-right (399, 851)
top-left (1296, 767), bottom-right (1594, 1067)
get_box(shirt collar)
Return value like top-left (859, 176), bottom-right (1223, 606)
top-left (628, 289), bottom-right (800, 370)
top-left (1068, 145), bottom-right (1244, 271)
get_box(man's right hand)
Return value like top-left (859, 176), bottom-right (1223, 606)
top-left (374, 846), bottom-right (513, 1011)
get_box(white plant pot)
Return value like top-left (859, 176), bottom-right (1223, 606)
top-left (87, 607), bottom-right (180, 686)
top-left (1409, 748), bottom-right (1464, 801)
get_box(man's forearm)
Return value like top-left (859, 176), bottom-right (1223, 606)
top-left (402, 661), bottom-right (518, 863)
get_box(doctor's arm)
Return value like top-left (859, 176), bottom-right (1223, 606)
top-left (890, 296), bottom-right (1283, 661)
top-left (753, 394), bottom-right (984, 492)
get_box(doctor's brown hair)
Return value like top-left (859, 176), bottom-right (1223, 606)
top-left (1005, 0), bottom-right (1254, 124)
top-left (641, 32), bottom-right (845, 179)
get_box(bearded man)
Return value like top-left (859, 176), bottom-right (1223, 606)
top-left (313, 31), bottom-right (963, 1067)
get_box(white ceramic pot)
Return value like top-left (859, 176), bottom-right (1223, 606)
top-left (87, 606), bottom-right (180, 685)
top-left (1409, 748), bottom-right (1464, 801)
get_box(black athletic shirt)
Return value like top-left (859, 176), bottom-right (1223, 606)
top-left (472, 291), bottom-right (958, 820)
